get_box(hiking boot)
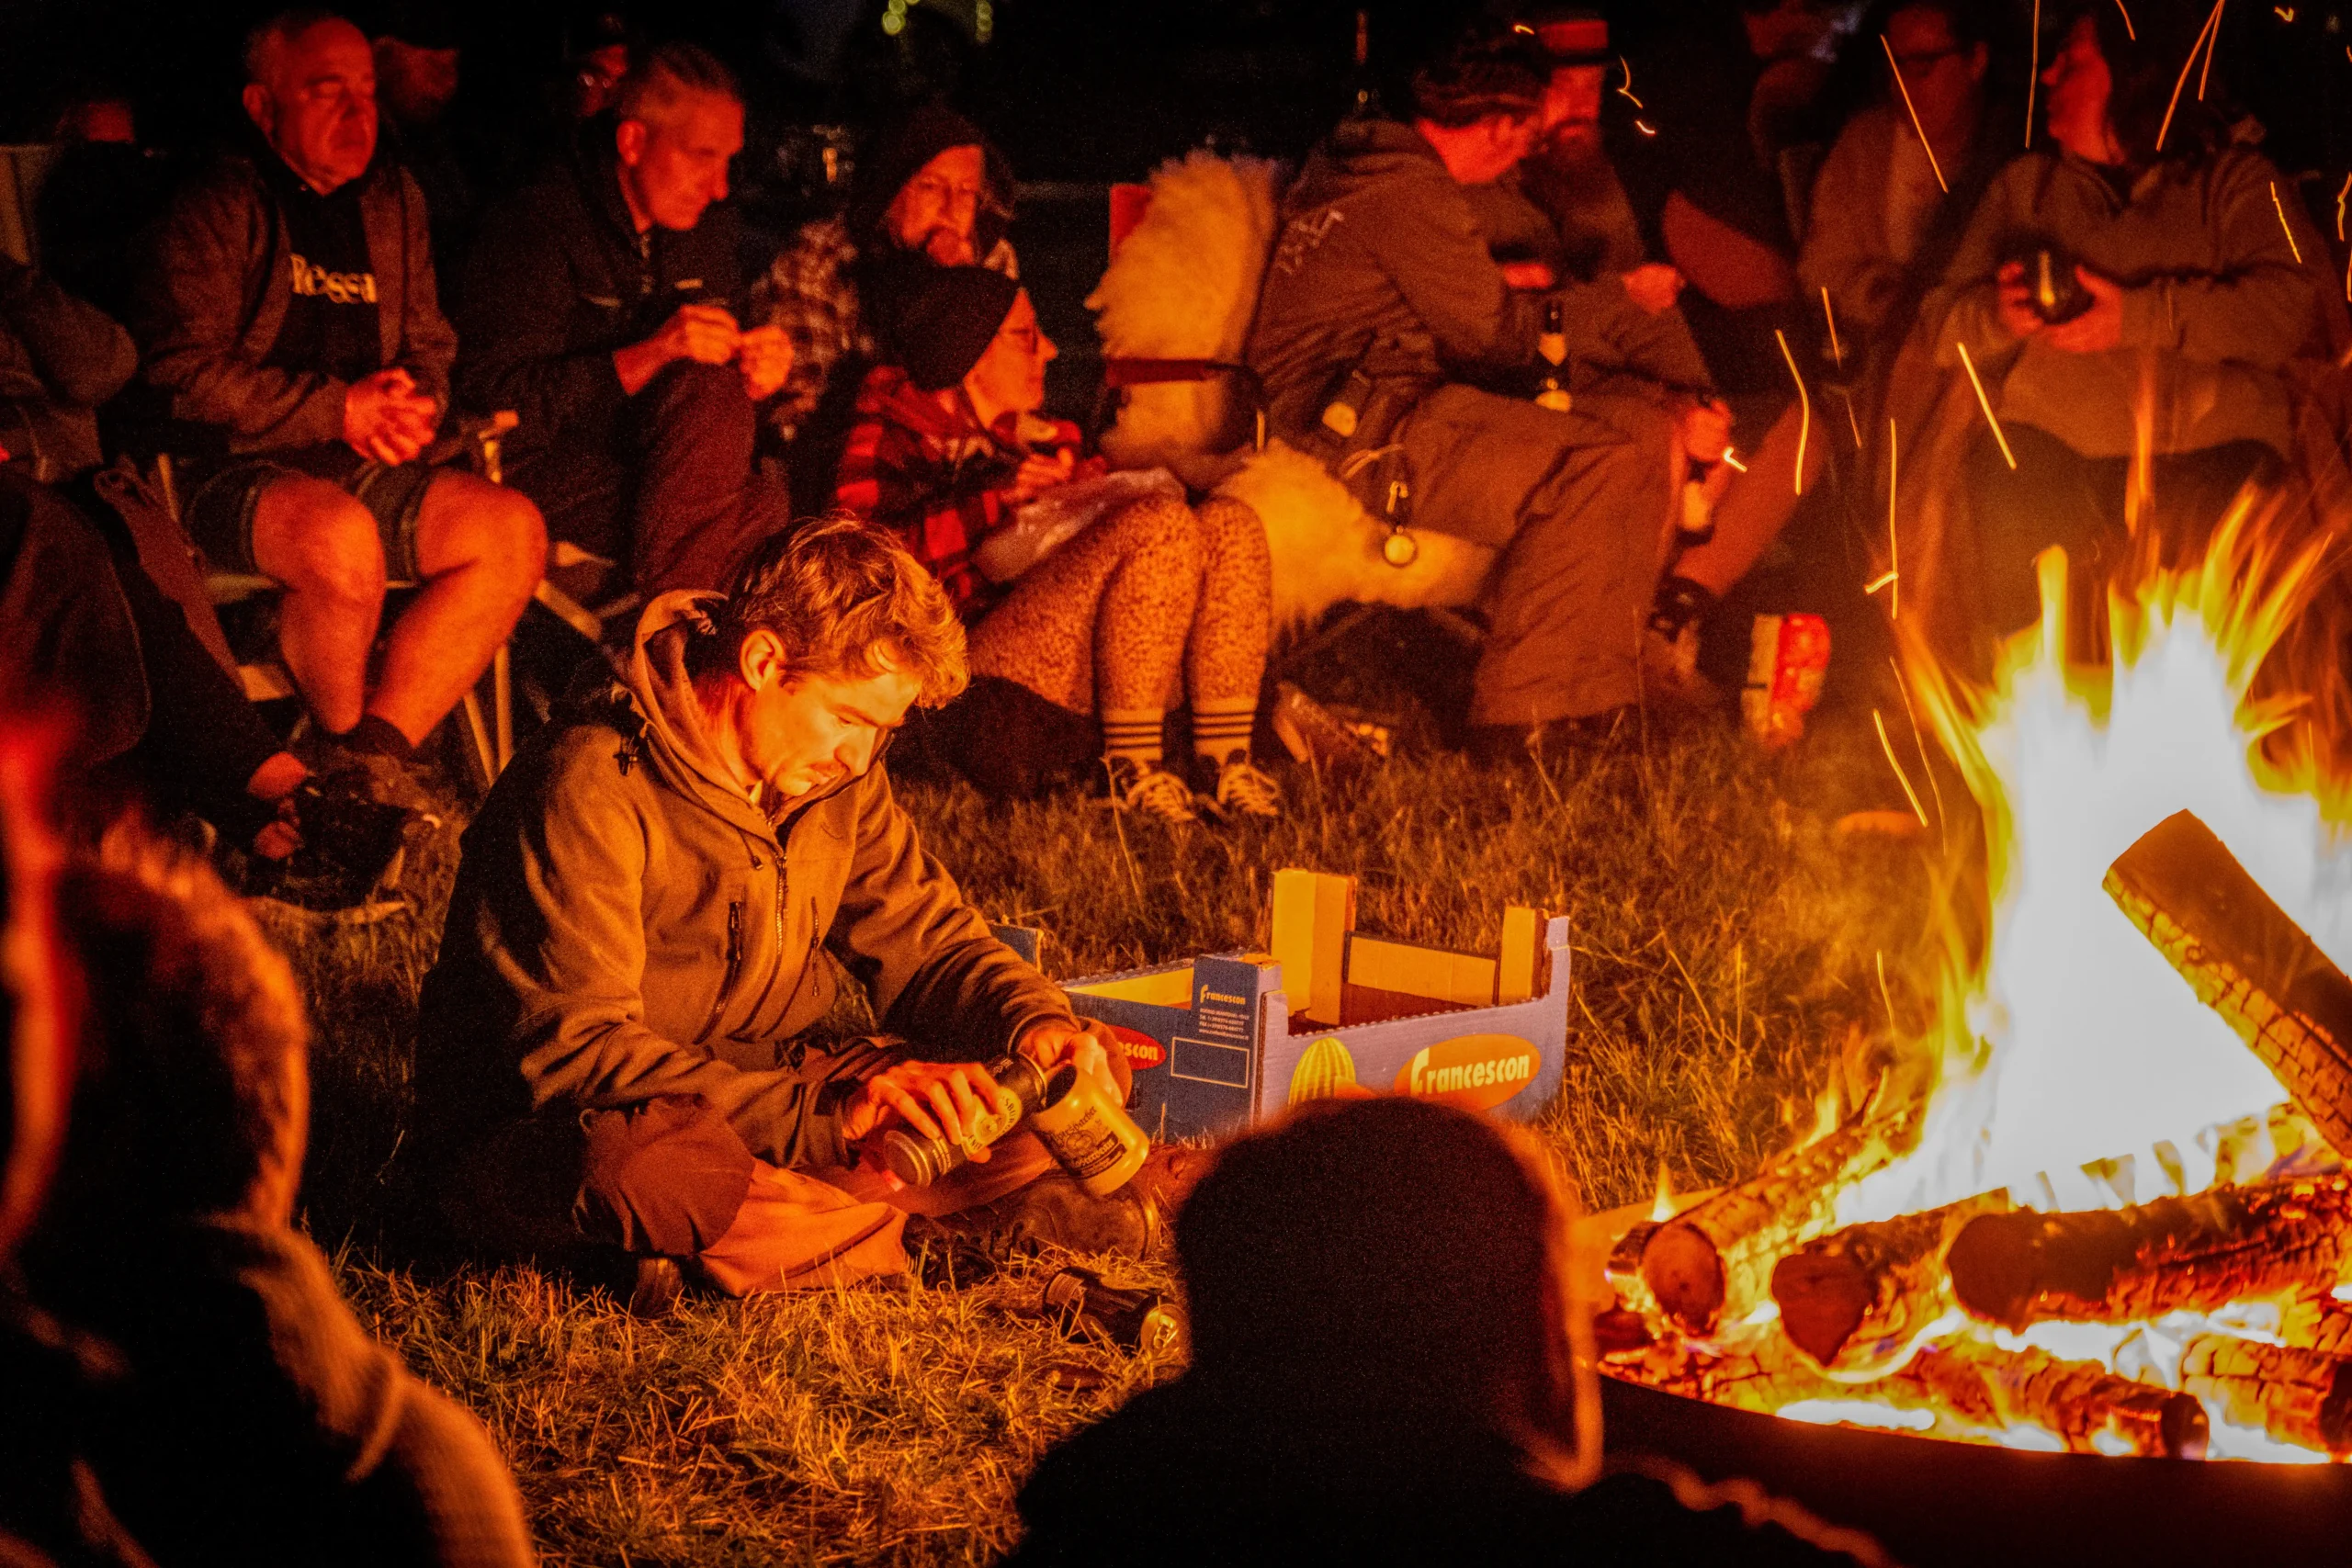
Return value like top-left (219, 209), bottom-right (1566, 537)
top-left (1464, 710), bottom-right (1632, 768)
top-left (1127, 1143), bottom-right (1215, 1222)
top-left (311, 740), bottom-right (440, 814)
top-left (926, 1171), bottom-right (1163, 1261)
top-left (1199, 750), bottom-right (1283, 822)
top-left (1098, 757), bottom-right (1198, 825)
top-left (241, 775), bottom-right (423, 911)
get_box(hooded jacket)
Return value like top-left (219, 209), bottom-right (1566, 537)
top-left (1247, 118), bottom-right (1552, 441)
top-left (0, 261), bottom-right (137, 482)
top-left (129, 146), bottom-right (452, 456)
top-left (415, 593), bottom-right (1073, 1169)
top-left (453, 117), bottom-right (745, 462)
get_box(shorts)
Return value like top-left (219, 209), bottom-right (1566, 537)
top-left (182, 444), bottom-right (435, 581)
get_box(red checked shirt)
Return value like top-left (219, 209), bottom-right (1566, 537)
top-left (832, 364), bottom-right (1100, 620)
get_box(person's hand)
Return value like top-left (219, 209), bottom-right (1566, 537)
top-left (1678, 398), bottom-right (1734, 465)
top-left (655, 302), bottom-right (744, 367)
top-left (343, 368), bottom-right (438, 465)
top-left (1622, 263), bottom-right (1686, 315)
top-left (1499, 260), bottom-right (1556, 291)
top-left (736, 323), bottom-right (793, 401)
top-left (1017, 1020), bottom-right (1113, 1086)
top-left (1994, 260), bottom-right (2042, 342)
top-left (1007, 447), bottom-right (1078, 502)
top-left (2043, 266), bottom-right (2125, 355)
top-left (840, 1058), bottom-right (1006, 1160)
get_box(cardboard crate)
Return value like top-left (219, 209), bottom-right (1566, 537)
top-left (1035, 869), bottom-right (1571, 1141)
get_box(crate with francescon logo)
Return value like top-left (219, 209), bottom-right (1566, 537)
top-left (1025, 869), bottom-right (1570, 1141)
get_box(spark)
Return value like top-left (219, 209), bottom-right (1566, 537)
top-left (1877, 951), bottom-right (1901, 1034)
top-left (1955, 341), bottom-right (2016, 469)
top-left (2198, 0), bottom-right (2223, 99)
top-left (1889, 655), bottom-right (1946, 830)
top-left (2274, 5), bottom-right (2293, 17)
top-left (1776, 328), bottom-right (1810, 496)
top-left (2113, 0), bottom-right (2135, 39)
top-left (1886, 416), bottom-right (1899, 620)
top-left (2335, 173), bottom-right (2348, 243)
top-left (1720, 446), bottom-right (1749, 472)
top-left (1838, 385), bottom-right (1863, 448)
top-left (1820, 286), bottom-right (1844, 368)
top-left (1634, 118), bottom-right (1657, 136)
top-left (1881, 35), bottom-right (1950, 192)
top-left (1866, 568), bottom-right (1901, 593)
top-left (1616, 55), bottom-right (1645, 109)
top-left (2156, 0), bottom-right (2224, 152)
top-left (2271, 182), bottom-right (2303, 263)
top-left (2026, 0), bottom-right (2041, 148)
top-left (1873, 710), bottom-right (1930, 827)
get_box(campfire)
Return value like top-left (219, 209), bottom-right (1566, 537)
top-left (1594, 503), bottom-right (2352, 1465)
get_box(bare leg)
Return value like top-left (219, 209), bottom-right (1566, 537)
top-left (368, 472), bottom-right (546, 744)
top-left (248, 474), bottom-right (388, 735)
top-left (1674, 399), bottom-right (1826, 597)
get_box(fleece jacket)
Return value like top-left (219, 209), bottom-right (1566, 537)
top-left (415, 592), bottom-right (1075, 1171)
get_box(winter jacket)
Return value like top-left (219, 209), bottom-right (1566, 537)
top-left (415, 592), bottom-right (1074, 1168)
top-left (0, 262), bottom-right (136, 481)
top-left (1249, 118), bottom-right (1555, 441)
top-left (129, 149), bottom-right (452, 455)
top-left (1923, 145), bottom-right (2334, 460)
top-left (453, 118), bottom-right (745, 462)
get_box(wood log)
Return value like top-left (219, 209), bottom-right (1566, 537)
top-left (1912, 1341), bottom-right (2210, 1459)
top-left (1639, 1111), bottom-right (1919, 1336)
top-left (1770, 1194), bottom-right (2009, 1373)
top-left (2181, 1335), bottom-right (2352, 1455)
top-left (2105, 808), bottom-right (2352, 1156)
top-left (2279, 1295), bottom-right (2352, 1357)
top-left (1946, 1176), bottom-right (2352, 1330)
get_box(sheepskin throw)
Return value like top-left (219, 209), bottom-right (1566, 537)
top-left (1088, 151), bottom-right (1280, 466)
top-left (1215, 441), bottom-right (1494, 632)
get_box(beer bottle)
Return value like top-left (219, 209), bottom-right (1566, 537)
top-left (1535, 298), bottom-right (1571, 412)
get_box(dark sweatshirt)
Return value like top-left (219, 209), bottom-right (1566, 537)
top-left (0, 261), bottom-right (139, 482)
top-left (453, 118), bottom-right (744, 462)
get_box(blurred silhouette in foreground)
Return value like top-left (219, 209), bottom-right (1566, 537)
top-left (1008, 1098), bottom-right (1889, 1568)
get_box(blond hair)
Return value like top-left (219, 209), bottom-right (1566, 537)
top-left (700, 514), bottom-right (969, 706)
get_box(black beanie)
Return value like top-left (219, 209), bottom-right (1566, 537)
top-left (849, 100), bottom-right (989, 242)
top-left (888, 265), bottom-right (1023, 390)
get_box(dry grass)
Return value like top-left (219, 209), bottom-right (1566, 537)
top-left (281, 652), bottom-right (1953, 1565)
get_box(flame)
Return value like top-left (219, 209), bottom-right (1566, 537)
top-left (1847, 499), bottom-right (2350, 1224)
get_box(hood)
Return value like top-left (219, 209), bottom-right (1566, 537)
top-left (1318, 117), bottom-right (1447, 184)
top-left (620, 591), bottom-right (781, 840)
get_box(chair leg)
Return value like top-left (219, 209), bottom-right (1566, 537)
top-left (493, 642), bottom-right (514, 772)
top-left (458, 689), bottom-right (497, 792)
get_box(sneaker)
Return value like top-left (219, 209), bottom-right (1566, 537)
top-left (918, 1171), bottom-right (1163, 1262)
top-left (1099, 756), bottom-right (1198, 824)
top-left (242, 775), bottom-right (423, 911)
top-left (1204, 750), bottom-right (1282, 821)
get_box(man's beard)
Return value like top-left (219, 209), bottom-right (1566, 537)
top-left (1541, 119), bottom-right (1603, 164)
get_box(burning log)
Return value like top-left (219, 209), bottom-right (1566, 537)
top-left (1639, 1114), bottom-right (1917, 1337)
top-left (1912, 1341), bottom-right (2210, 1459)
top-left (1770, 1195), bottom-right (2009, 1373)
top-left (1945, 1177), bottom-right (2352, 1331)
top-left (2181, 1336), bottom-right (2352, 1455)
top-left (2105, 808), bottom-right (2352, 1156)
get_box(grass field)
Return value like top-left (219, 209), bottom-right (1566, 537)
top-left (274, 639), bottom-right (1957, 1566)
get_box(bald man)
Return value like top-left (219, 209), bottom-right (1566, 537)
top-left (456, 42), bottom-right (792, 597)
top-left (131, 9), bottom-right (545, 794)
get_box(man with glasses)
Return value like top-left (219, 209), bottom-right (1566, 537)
top-left (751, 102), bottom-right (1017, 498)
top-left (455, 43), bottom-right (792, 595)
top-left (418, 518), bottom-right (1177, 1310)
top-left (1800, 0), bottom-right (1999, 354)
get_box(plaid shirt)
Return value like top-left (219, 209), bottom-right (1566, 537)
top-left (751, 214), bottom-right (1018, 445)
top-left (833, 364), bottom-right (1091, 619)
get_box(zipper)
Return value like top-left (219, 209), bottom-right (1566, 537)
top-left (695, 901), bottom-right (744, 1043)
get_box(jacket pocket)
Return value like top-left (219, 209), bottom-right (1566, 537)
top-left (695, 900), bottom-right (744, 1044)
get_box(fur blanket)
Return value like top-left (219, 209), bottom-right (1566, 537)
top-left (1089, 151), bottom-right (1495, 631)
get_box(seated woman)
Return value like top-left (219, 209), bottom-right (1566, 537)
top-left (833, 265), bottom-right (1278, 825)
top-left (1917, 0), bottom-right (2342, 642)
top-left (1006, 1098), bottom-right (1881, 1567)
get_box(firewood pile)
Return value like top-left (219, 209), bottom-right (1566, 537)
top-left (1591, 811), bottom-right (2352, 1462)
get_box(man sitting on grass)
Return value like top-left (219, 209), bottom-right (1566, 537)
top-left (417, 516), bottom-right (1185, 1309)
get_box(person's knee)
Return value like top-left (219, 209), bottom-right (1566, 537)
top-left (575, 1095), bottom-right (756, 1256)
top-left (425, 475), bottom-right (548, 588)
top-left (647, 359), bottom-right (756, 441)
top-left (1110, 496), bottom-right (1204, 576)
top-left (266, 479), bottom-right (385, 605)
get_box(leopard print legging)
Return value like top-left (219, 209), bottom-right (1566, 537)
top-left (968, 494), bottom-right (1271, 716)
